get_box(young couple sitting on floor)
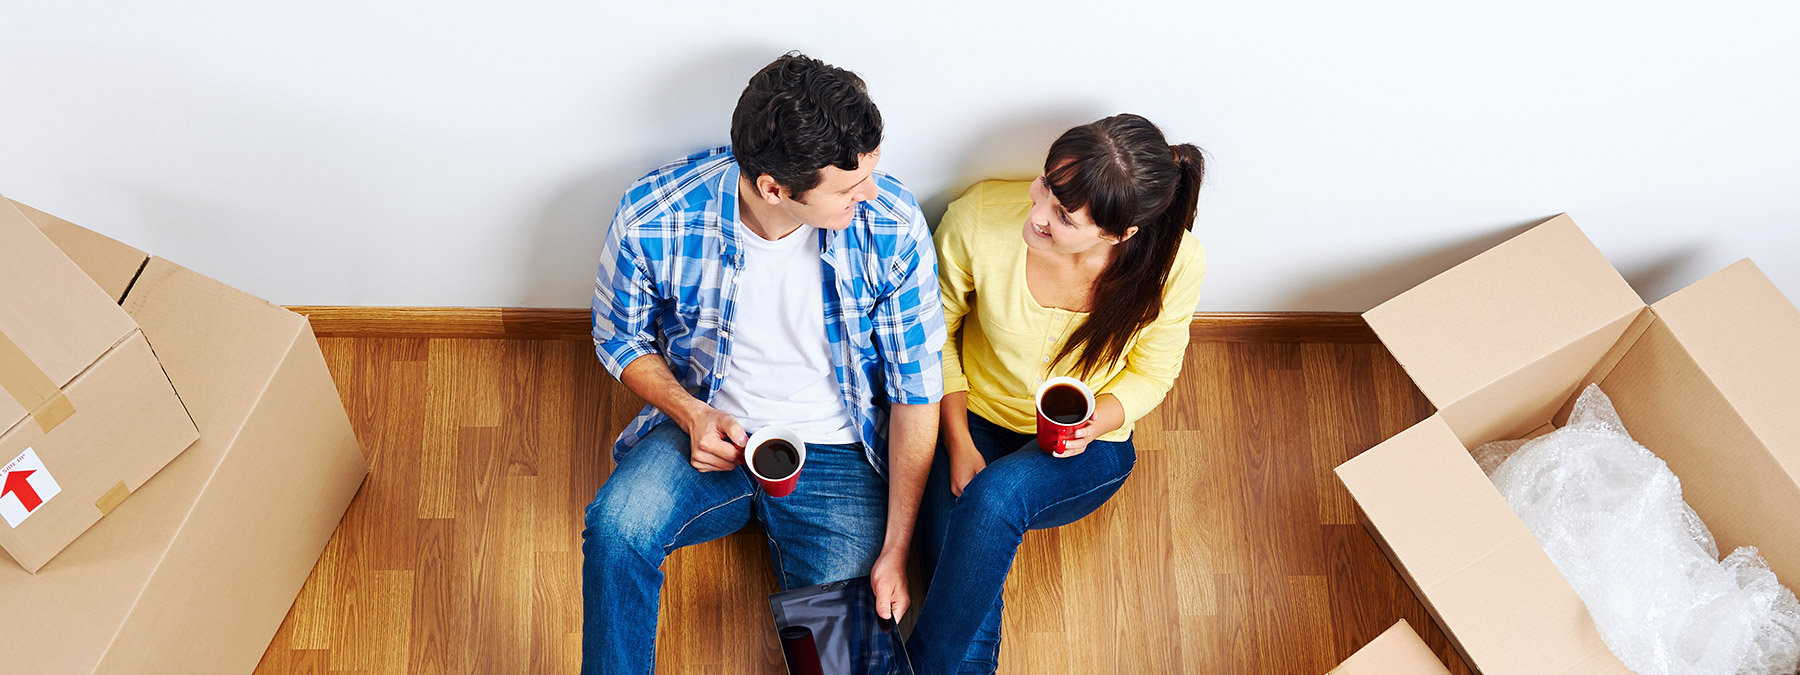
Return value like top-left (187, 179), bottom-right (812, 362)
top-left (583, 52), bottom-right (1206, 675)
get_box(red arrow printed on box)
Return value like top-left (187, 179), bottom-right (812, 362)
top-left (3, 469), bottom-right (43, 512)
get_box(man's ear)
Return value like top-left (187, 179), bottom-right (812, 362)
top-left (755, 174), bottom-right (786, 205)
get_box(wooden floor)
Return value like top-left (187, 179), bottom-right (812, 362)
top-left (250, 336), bottom-right (1475, 675)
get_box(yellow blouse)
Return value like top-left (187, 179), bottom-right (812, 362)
top-left (937, 180), bottom-right (1207, 442)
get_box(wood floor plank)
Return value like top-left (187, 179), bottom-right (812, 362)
top-left (282, 509), bottom-right (346, 652)
top-left (531, 550), bottom-right (581, 675)
top-left (1047, 487), bottom-right (1123, 673)
top-left (1110, 445), bottom-right (1184, 673)
top-left (532, 342), bottom-right (579, 554)
top-left (289, 649), bottom-right (331, 675)
top-left (1165, 430), bottom-right (1224, 618)
top-left (1300, 343), bottom-right (1380, 527)
top-left (1009, 526), bottom-right (1067, 635)
top-left (408, 518), bottom-right (456, 675)
top-left (418, 340), bottom-right (465, 519)
top-left (253, 335), bottom-right (1470, 674)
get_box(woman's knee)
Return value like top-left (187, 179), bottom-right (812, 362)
top-left (954, 473), bottom-right (1030, 531)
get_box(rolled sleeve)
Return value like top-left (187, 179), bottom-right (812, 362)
top-left (875, 201), bottom-right (948, 405)
top-left (591, 215), bottom-right (663, 380)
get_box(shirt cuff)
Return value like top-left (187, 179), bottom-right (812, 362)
top-left (1101, 370), bottom-right (1173, 427)
top-left (596, 340), bottom-right (659, 381)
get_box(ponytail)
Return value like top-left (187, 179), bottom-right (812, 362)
top-left (1169, 143), bottom-right (1205, 235)
top-left (1046, 116), bottom-right (1206, 377)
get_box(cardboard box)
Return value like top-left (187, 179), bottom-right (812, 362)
top-left (0, 196), bottom-right (199, 573)
top-left (9, 199), bottom-right (148, 303)
top-left (0, 205), bottom-right (368, 674)
top-left (1335, 215), bottom-right (1800, 674)
top-left (1328, 620), bottom-right (1453, 675)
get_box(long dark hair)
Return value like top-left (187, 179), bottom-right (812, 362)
top-left (1044, 114), bottom-right (1205, 377)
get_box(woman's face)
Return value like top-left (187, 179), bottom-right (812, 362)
top-left (1023, 174), bottom-right (1123, 256)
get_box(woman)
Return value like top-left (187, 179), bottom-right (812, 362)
top-left (909, 114), bottom-right (1207, 673)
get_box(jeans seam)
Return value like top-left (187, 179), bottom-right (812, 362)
top-left (664, 492), bottom-right (753, 556)
top-left (762, 507), bottom-right (791, 587)
top-left (1024, 464), bottom-right (1133, 523)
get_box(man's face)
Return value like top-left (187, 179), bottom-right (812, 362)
top-left (773, 148), bottom-right (882, 231)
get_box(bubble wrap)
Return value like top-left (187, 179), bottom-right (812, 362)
top-left (1475, 384), bottom-right (1800, 675)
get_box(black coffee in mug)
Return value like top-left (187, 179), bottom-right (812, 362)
top-left (1041, 383), bottom-right (1089, 425)
top-left (754, 440), bottom-right (801, 479)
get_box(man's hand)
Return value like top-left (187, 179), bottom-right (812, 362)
top-left (619, 357), bottom-right (747, 472)
top-left (684, 406), bottom-right (747, 472)
top-left (871, 401), bottom-right (936, 623)
top-left (870, 545), bottom-right (910, 622)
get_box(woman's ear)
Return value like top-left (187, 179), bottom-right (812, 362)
top-left (1112, 226), bottom-right (1140, 244)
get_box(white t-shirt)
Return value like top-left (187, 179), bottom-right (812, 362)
top-left (710, 225), bottom-right (859, 445)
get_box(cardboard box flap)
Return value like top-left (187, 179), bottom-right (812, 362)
top-left (1648, 259), bottom-right (1800, 484)
top-left (0, 197), bottom-right (142, 430)
top-left (1328, 620), bottom-right (1452, 675)
top-left (1336, 414), bottom-right (1623, 672)
top-left (1362, 215), bottom-right (1643, 410)
top-left (14, 200), bottom-right (149, 304)
top-left (1338, 416), bottom-right (1529, 585)
top-left (124, 258), bottom-right (310, 437)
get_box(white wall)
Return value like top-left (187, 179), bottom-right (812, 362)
top-left (3, 1), bottom-right (1796, 311)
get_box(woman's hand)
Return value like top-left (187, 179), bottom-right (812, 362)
top-left (949, 441), bottom-right (986, 497)
top-left (1055, 394), bottom-right (1125, 457)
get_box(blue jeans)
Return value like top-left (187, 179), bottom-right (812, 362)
top-left (908, 413), bottom-right (1137, 675)
top-left (581, 420), bottom-right (888, 675)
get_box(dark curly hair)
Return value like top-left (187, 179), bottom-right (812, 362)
top-left (729, 52), bottom-right (883, 202)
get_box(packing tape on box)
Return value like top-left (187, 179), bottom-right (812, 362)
top-left (0, 328), bottom-right (75, 433)
top-left (95, 481), bottom-right (131, 516)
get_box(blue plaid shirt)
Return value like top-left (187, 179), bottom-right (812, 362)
top-left (592, 146), bottom-right (946, 476)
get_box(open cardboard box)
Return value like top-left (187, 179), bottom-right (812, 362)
top-left (1335, 215), bottom-right (1800, 674)
top-left (0, 197), bottom-right (199, 573)
top-left (0, 199), bottom-right (368, 675)
top-left (1329, 620), bottom-right (1454, 675)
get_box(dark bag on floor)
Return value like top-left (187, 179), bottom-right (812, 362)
top-left (769, 576), bottom-right (914, 675)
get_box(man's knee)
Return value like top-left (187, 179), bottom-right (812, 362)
top-left (582, 479), bottom-right (674, 563)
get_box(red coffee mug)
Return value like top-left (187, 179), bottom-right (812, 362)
top-left (1035, 377), bottom-right (1095, 456)
top-left (745, 427), bottom-right (807, 497)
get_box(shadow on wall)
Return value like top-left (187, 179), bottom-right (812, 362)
top-left (919, 107), bottom-right (1106, 227)
top-left (1614, 241), bottom-right (1712, 304)
top-left (518, 46), bottom-right (780, 308)
top-left (1277, 216), bottom-right (1713, 312)
top-left (1279, 217), bottom-right (1547, 311)
top-left (524, 69), bottom-right (1107, 303)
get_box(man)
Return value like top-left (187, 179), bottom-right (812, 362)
top-left (583, 52), bottom-right (945, 674)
